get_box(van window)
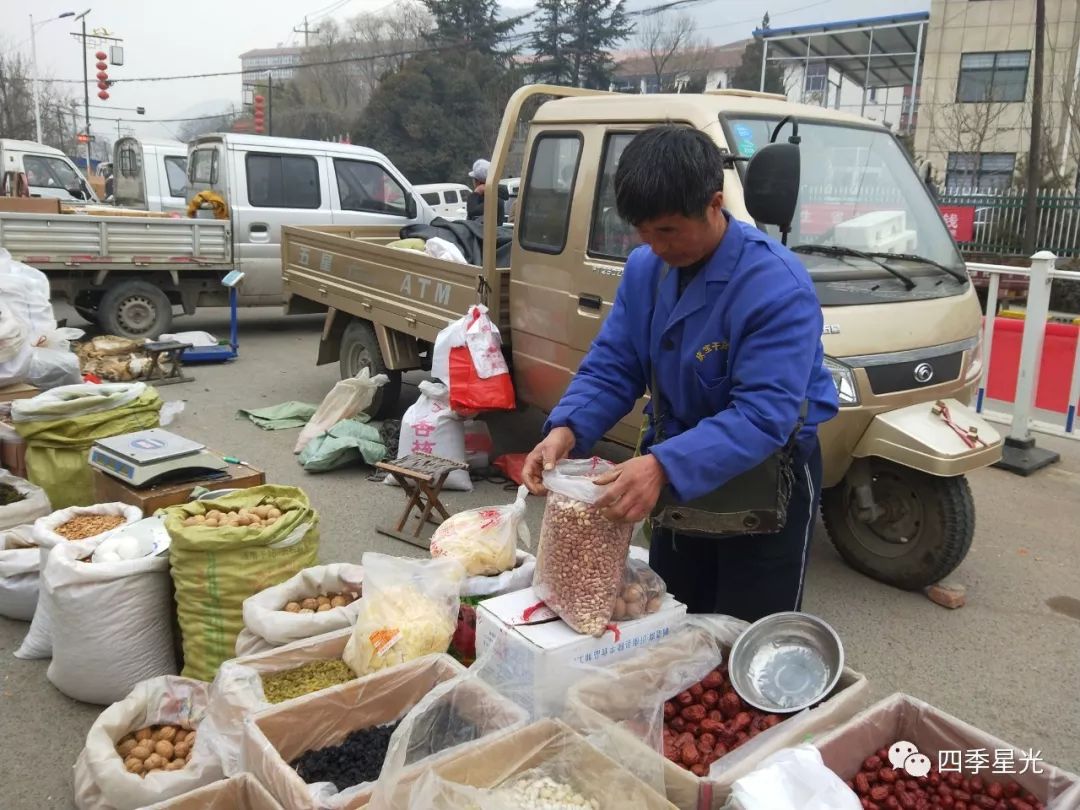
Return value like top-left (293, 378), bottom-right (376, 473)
top-left (164, 156), bottom-right (187, 197)
top-left (189, 148), bottom-right (217, 184)
top-left (246, 153), bottom-right (321, 208)
top-left (334, 159), bottom-right (407, 216)
top-left (588, 132), bottom-right (642, 260)
top-left (421, 191), bottom-right (440, 205)
top-left (519, 133), bottom-right (582, 254)
top-left (445, 190), bottom-right (459, 204)
top-left (23, 155), bottom-right (81, 192)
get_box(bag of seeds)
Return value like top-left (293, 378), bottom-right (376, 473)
top-left (532, 458), bottom-right (633, 637)
top-left (15, 502), bottom-right (143, 659)
top-left (430, 485), bottom-right (529, 577)
top-left (342, 552), bottom-right (465, 676)
top-left (235, 563), bottom-right (364, 656)
top-left (202, 628), bottom-right (356, 777)
top-left (73, 675), bottom-right (223, 810)
top-left (165, 485), bottom-right (320, 682)
top-left (0, 469), bottom-right (51, 531)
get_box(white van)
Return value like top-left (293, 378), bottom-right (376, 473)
top-left (414, 183), bottom-right (470, 219)
top-left (0, 139), bottom-right (98, 202)
top-left (185, 133), bottom-right (436, 304)
top-left (112, 137), bottom-right (189, 213)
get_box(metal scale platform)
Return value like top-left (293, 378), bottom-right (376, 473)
top-left (89, 428), bottom-right (228, 488)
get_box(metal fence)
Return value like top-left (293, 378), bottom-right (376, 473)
top-left (940, 188), bottom-right (1080, 258)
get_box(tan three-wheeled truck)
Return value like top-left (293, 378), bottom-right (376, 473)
top-left (281, 85), bottom-right (1003, 590)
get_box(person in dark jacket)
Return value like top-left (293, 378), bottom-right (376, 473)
top-left (521, 126), bottom-right (839, 622)
top-left (466, 158), bottom-right (508, 225)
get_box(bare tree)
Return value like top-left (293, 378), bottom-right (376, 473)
top-left (0, 47), bottom-right (77, 151)
top-left (922, 95), bottom-right (1014, 188)
top-left (635, 12), bottom-right (709, 92)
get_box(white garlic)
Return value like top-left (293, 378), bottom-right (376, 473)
top-left (496, 776), bottom-right (600, 810)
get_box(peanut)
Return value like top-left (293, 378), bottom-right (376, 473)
top-left (55, 514), bottom-right (125, 541)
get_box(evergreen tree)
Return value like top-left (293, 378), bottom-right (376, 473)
top-left (421, 0), bottom-right (526, 60)
top-left (530, 0), bottom-right (574, 85)
top-left (730, 14), bottom-right (785, 94)
top-left (566, 0), bottom-right (634, 88)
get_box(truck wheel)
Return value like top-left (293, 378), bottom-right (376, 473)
top-left (821, 460), bottom-right (975, 590)
top-left (98, 281), bottom-right (173, 339)
top-left (339, 319), bottom-right (401, 419)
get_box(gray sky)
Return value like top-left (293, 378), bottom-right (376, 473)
top-left (4, 0), bottom-right (928, 143)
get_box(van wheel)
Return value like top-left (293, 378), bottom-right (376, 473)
top-left (99, 281), bottom-right (173, 338)
top-left (821, 460), bottom-right (975, 589)
top-left (340, 319), bottom-right (401, 419)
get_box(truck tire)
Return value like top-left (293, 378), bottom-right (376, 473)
top-left (98, 281), bottom-right (173, 339)
top-left (821, 460), bottom-right (975, 590)
top-left (339, 319), bottom-right (401, 419)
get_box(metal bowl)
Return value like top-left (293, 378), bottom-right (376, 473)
top-left (727, 612), bottom-right (844, 714)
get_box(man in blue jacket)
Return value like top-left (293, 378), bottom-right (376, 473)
top-left (522, 126), bottom-right (839, 622)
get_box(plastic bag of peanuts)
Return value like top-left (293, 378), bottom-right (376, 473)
top-left (533, 459), bottom-right (633, 637)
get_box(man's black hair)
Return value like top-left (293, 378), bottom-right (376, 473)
top-left (614, 126), bottom-right (724, 226)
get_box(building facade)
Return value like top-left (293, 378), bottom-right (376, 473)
top-left (239, 46), bottom-right (306, 89)
top-left (914, 0), bottom-right (1080, 191)
top-left (610, 41), bottom-right (747, 94)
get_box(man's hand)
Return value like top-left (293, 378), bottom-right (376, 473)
top-left (592, 455), bottom-right (668, 523)
top-left (522, 427), bottom-right (577, 495)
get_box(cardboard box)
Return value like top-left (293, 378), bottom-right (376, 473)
top-left (0, 197), bottom-right (61, 214)
top-left (243, 653), bottom-right (528, 809)
top-left (815, 693), bottom-right (1080, 808)
top-left (566, 622), bottom-right (870, 810)
top-left (418, 718), bottom-right (678, 808)
top-left (476, 585), bottom-right (688, 717)
top-left (141, 774), bottom-right (283, 809)
top-left (91, 461), bottom-right (266, 514)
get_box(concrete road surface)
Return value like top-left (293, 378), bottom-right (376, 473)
top-left (1, 307), bottom-right (1077, 808)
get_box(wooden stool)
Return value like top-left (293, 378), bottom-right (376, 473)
top-left (141, 340), bottom-right (194, 385)
top-left (376, 452), bottom-right (468, 549)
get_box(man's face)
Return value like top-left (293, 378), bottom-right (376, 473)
top-left (634, 192), bottom-right (725, 268)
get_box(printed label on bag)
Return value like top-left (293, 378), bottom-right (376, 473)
top-left (370, 628), bottom-right (402, 656)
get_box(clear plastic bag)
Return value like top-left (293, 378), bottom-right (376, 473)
top-left (612, 558), bottom-right (667, 622)
top-left (342, 553), bottom-right (465, 676)
top-left (533, 459), bottom-right (632, 637)
top-left (729, 745), bottom-right (861, 809)
top-left (430, 485), bottom-right (529, 576)
top-left (293, 368), bottom-right (388, 454)
top-left (401, 718), bottom-right (675, 810)
top-left (366, 649), bottom-right (530, 810)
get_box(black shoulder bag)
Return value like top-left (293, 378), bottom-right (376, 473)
top-left (649, 266), bottom-right (804, 537)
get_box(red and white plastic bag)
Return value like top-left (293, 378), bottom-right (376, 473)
top-left (432, 305), bottom-right (515, 413)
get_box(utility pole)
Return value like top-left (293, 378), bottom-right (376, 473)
top-left (293, 16), bottom-right (320, 47)
top-left (267, 72), bottom-right (273, 137)
top-left (1022, 0), bottom-right (1046, 254)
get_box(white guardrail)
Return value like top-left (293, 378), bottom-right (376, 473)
top-left (969, 251), bottom-right (1080, 445)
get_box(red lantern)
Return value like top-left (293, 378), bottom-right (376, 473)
top-left (96, 61), bottom-right (108, 71)
top-left (96, 71), bottom-right (108, 81)
top-left (95, 50), bottom-right (107, 60)
top-left (98, 90), bottom-right (110, 100)
top-left (97, 81), bottom-right (108, 90)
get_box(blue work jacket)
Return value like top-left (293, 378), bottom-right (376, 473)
top-left (545, 214), bottom-right (839, 503)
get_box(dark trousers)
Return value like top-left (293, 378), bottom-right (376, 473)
top-left (648, 441), bottom-right (823, 623)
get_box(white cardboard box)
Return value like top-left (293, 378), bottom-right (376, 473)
top-left (476, 585), bottom-right (687, 717)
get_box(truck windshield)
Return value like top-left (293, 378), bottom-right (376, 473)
top-left (722, 116), bottom-right (965, 276)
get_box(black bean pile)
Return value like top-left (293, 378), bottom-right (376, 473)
top-left (290, 722), bottom-right (400, 789)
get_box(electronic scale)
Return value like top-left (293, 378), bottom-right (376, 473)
top-left (89, 428), bottom-right (228, 487)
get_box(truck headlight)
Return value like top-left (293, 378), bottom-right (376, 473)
top-left (824, 356), bottom-right (860, 406)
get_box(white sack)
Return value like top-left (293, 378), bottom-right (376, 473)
top-left (460, 550), bottom-right (536, 598)
top-left (0, 524), bottom-right (40, 621)
top-left (0, 248), bottom-right (55, 341)
top-left (235, 563), bottom-right (364, 656)
top-left (16, 502), bottom-right (143, 659)
top-left (46, 538), bottom-right (176, 705)
top-left (73, 675), bottom-right (223, 810)
top-left (388, 380), bottom-right (471, 491)
top-left (0, 470), bottom-right (51, 531)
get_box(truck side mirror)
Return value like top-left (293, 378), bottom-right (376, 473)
top-left (405, 194), bottom-right (418, 220)
top-left (743, 142), bottom-right (800, 242)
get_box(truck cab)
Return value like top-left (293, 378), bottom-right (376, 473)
top-left (186, 133), bottom-right (435, 304)
top-left (111, 137), bottom-right (189, 214)
top-left (0, 139), bottom-right (98, 203)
